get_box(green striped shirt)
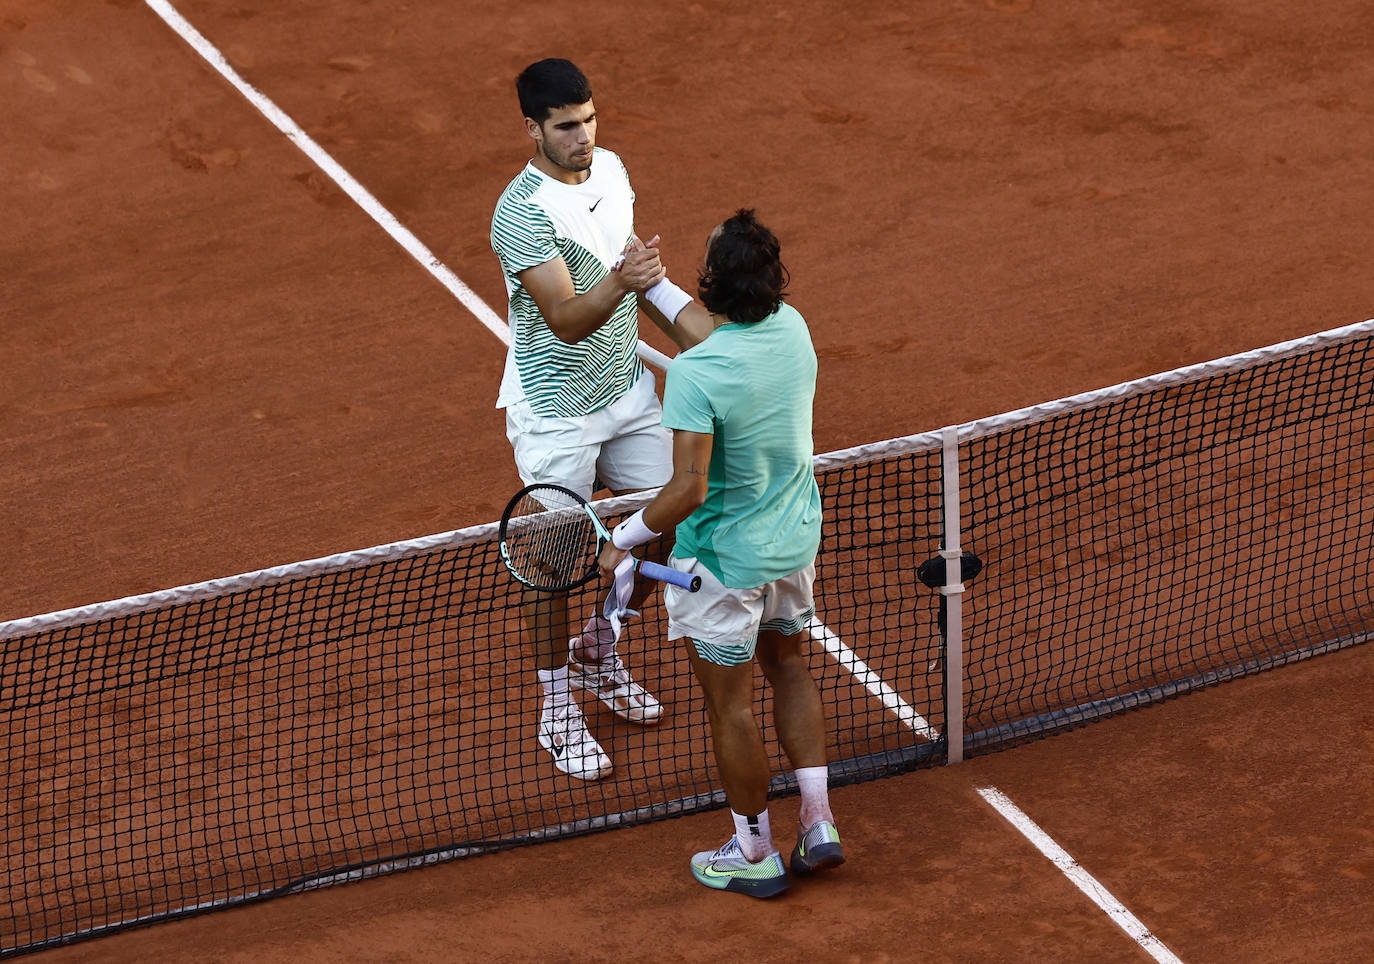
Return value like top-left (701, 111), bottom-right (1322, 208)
top-left (490, 148), bottom-right (643, 417)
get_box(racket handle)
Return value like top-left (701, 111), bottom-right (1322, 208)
top-left (637, 559), bottom-right (702, 592)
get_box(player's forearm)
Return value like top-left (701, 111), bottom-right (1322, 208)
top-left (543, 273), bottom-right (633, 343)
top-left (643, 473), bottom-right (707, 533)
top-left (637, 295), bottom-right (691, 350)
top-left (638, 296), bottom-right (714, 351)
top-left (613, 430), bottom-right (711, 548)
top-left (669, 302), bottom-right (715, 348)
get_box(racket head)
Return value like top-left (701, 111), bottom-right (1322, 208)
top-left (498, 483), bottom-right (601, 592)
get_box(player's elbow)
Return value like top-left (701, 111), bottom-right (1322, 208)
top-left (684, 476), bottom-right (709, 511)
top-left (548, 321), bottom-right (583, 344)
top-left (665, 475), bottom-right (707, 519)
top-left (539, 306), bottom-right (586, 344)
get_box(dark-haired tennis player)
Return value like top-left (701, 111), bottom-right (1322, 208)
top-left (599, 210), bottom-right (842, 898)
top-left (490, 59), bottom-right (712, 781)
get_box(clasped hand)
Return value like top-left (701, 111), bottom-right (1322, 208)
top-left (613, 234), bottom-right (666, 292)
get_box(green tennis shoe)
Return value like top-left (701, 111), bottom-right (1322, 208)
top-left (690, 835), bottom-right (790, 898)
top-left (790, 820), bottom-right (845, 874)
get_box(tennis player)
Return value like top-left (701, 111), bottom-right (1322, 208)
top-left (490, 59), bottom-right (710, 781)
top-left (598, 210), bottom-right (842, 897)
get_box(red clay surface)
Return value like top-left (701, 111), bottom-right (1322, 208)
top-left (4, 0), bottom-right (1373, 959)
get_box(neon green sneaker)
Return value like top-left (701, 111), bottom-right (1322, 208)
top-left (690, 835), bottom-right (790, 898)
top-left (790, 820), bottom-right (845, 874)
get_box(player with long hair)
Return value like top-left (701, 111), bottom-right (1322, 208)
top-left (600, 210), bottom-right (842, 897)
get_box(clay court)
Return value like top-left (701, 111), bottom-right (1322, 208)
top-left (4, 0), bottom-right (1373, 960)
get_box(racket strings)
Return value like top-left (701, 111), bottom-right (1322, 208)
top-left (502, 487), bottom-right (600, 591)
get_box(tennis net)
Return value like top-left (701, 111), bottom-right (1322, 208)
top-left (3, 318), bottom-right (1371, 956)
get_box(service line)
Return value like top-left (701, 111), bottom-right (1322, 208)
top-left (977, 787), bottom-right (1184, 964)
top-left (807, 618), bottom-right (939, 741)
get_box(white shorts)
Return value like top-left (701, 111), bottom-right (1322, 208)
top-left (665, 555), bottom-right (816, 666)
top-left (504, 370), bottom-right (672, 498)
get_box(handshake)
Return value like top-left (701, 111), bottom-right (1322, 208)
top-left (610, 233), bottom-right (696, 330)
top-left (610, 233), bottom-right (667, 293)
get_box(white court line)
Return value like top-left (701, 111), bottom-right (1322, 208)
top-left (145, 0), bottom-right (676, 373)
top-left (977, 787), bottom-right (1184, 964)
top-left (806, 617), bottom-right (940, 742)
top-left (146, 0), bottom-right (508, 341)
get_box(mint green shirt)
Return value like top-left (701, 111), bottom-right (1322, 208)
top-left (660, 303), bottom-right (822, 588)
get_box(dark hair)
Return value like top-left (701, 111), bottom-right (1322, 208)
top-left (697, 209), bottom-right (789, 324)
top-left (516, 59), bottom-right (592, 123)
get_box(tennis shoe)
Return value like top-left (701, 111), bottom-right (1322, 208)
top-left (790, 819), bottom-right (845, 874)
top-left (689, 835), bottom-right (789, 898)
top-left (567, 650), bottom-right (663, 725)
top-left (537, 701), bottom-right (612, 781)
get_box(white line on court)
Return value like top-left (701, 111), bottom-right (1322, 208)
top-left (146, 0), bottom-right (512, 343)
top-left (977, 787), bottom-right (1184, 964)
top-left (146, 0), bottom-right (678, 373)
top-left (807, 617), bottom-right (939, 741)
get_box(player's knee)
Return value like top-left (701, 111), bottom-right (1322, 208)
top-left (757, 632), bottom-right (804, 674)
top-left (711, 698), bottom-right (759, 735)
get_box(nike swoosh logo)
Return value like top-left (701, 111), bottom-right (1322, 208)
top-left (589, 197), bottom-right (602, 212)
top-left (543, 728), bottom-right (566, 758)
top-left (698, 863), bottom-right (738, 879)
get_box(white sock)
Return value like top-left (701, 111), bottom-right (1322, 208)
top-left (796, 766), bottom-right (834, 828)
top-left (537, 665), bottom-right (572, 714)
top-left (731, 808), bottom-right (773, 861)
top-left (571, 613), bottom-right (618, 663)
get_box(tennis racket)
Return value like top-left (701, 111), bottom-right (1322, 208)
top-left (498, 483), bottom-right (701, 593)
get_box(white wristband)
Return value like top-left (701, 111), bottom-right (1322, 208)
top-left (611, 508), bottom-right (660, 550)
top-left (643, 279), bottom-right (693, 323)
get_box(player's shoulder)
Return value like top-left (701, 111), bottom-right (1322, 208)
top-left (765, 302), bottom-right (813, 343)
top-left (678, 305), bottom-right (812, 367)
top-left (672, 333), bottom-right (735, 381)
top-left (772, 301), bottom-right (807, 327)
top-left (592, 146), bottom-right (631, 183)
top-left (770, 302), bottom-right (817, 362)
top-left (494, 165), bottom-right (548, 213)
top-left (492, 167), bottom-right (553, 237)
top-left (592, 146), bottom-right (625, 168)
top-left (664, 351), bottom-right (714, 410)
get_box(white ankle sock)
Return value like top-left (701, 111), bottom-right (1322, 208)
top-left (731, 808), bottom-right (773, 861)
top-left (796, 766), bottom-right (833, 827)
top-left (571, 614), bottom-right (618, 663)
top-left (537, 665), bottom-right (571, 714)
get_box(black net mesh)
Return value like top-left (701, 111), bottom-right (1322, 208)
top-left (962, 335), bottom-right (1374, 750)
top-left (0, 448), bottom-right (943, 956)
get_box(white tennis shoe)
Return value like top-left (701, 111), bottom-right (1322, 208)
top-left (567, 649), bottom-right (663, 725)
top-left (537, 700), bottom-right (612, 781)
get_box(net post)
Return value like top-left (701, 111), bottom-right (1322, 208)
top-left (940, 425), bottom-right (965, 764)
